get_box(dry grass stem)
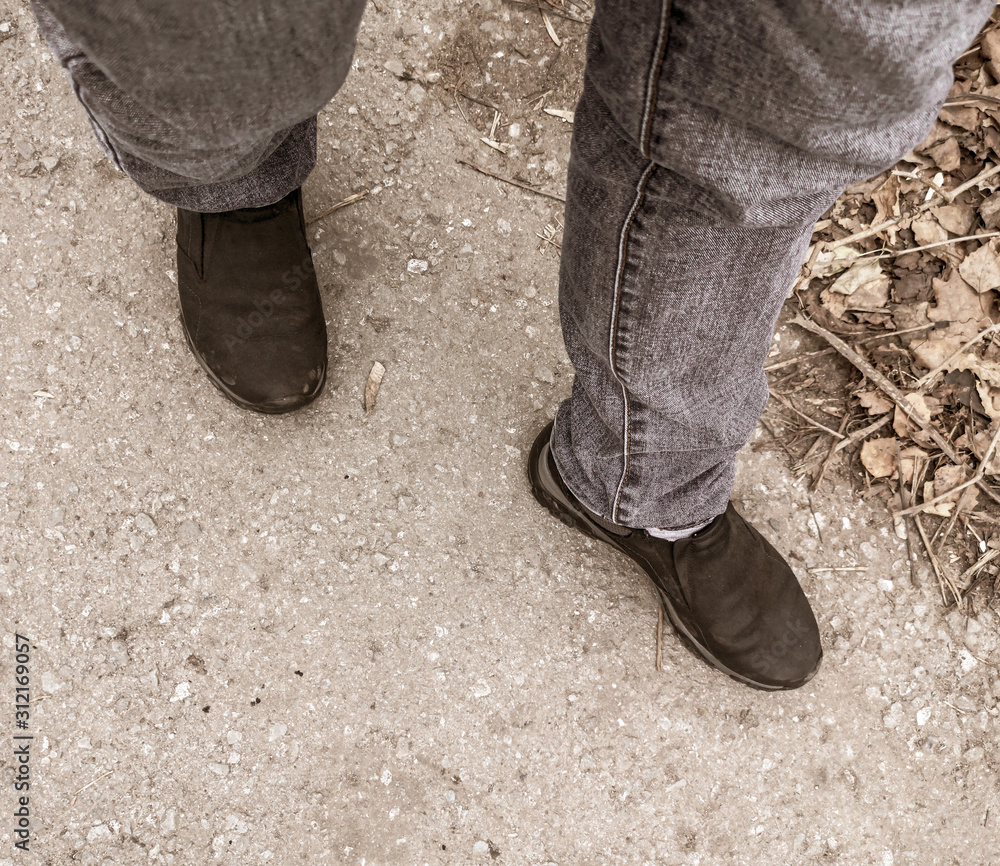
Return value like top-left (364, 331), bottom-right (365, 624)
top-left (769, 388), bottom-right (846, 439)
top-left (656, 606), bottom-right (663, 672)
top-left (457, 158), bottom-right (567, 202)
top-left (305, 189), bottom-right (369, 226)
top-left (69, 769), bottom-right (114, 807)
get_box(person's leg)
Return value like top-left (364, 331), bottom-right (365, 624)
top-left (31, 0), bottom-right (366, 211)
top-left (531, 0), bottom-right (994, 689)
top-left (552, 0), bottom-right (994, 532)
top-left (31, 0), bottom-right (367, 412)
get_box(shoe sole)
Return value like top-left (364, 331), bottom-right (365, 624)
top-left (178, 309), bottom-right (326, 415)
top-left (528, 427), bottom-right (818, 691)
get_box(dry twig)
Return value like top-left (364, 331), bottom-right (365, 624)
top-left (791, 315), bottom-right (1000, 507)
top-left (457, 158), bottom-right (566, 202)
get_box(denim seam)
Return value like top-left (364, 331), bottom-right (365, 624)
top-left (639, 0), bottom-right (672, 159)
top-left (609, 161), bottom-right (656, 523)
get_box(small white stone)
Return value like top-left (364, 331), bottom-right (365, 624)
top-left (958, 649), bottom-right (978, 672)
top-left (86, 824), bottom-right (111, 843)
top-left (882, 702), bottom-right (903, 729)
top-left (472, 681), bottom-right (491, 698)
top-left (407, 259), bottom-right (429, 275)
top-left (473, 841), bottom-right (489, 855)
top-left (169, 682), bottom-right (191, 702)
top-left (916, 707), bottom-right (932, 726)
top-left (135, 512), bottom-right (157, 535)
top-left (268, 723), bottom-right (287, 742)
top-left (41, 671), bottom-right (64, 693)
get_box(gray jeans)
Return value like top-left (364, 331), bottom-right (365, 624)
top-left (34, 0), bottom-right (995, 528)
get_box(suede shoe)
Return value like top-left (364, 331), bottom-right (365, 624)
top-left (176, 187), bottom-right (327, 413)
top-left (528, 422), bottom-right (822, 690)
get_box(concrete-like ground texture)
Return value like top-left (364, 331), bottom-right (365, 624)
top-left (2, 1), bottom-right (999, 864)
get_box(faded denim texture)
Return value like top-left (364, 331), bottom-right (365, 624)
top-left (31, 0), bottom-right (365, 211)
top-left (550, 0), bottom-right (995, 529)
top-left (32, 0), bottom-right (996, 527)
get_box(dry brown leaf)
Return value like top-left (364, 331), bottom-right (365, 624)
top-left (911, 215), bottom-right (950, 250)
top-left (892, 393), bottom-right (940, 448)
top-left (980, 190), bottom-right (1000, 230)
top-left (972, 425), bottom-right (1000, 476)
top-left (933, 203), bottom-right (977, 236)
top-left (910, 335), bottom-right (966, 371)
top-left (925, 137), bottom-right (962, 173)
top-left (860, 437), bottom-right (898, 478)
top-left (926, 270), bottom-right (992, 339)
top-left (982, 29), bottom-right (1000, 81)
top-left (958, 239), bottom-right (1000, 293)
top-left (820, 259), bottom-right (890, 317)
top-left (899, 445), bottom-right (928, 486)
top-left (857, 390), bottom-right (894, 414)
top-left (364, 361), bottom-right (386, 413)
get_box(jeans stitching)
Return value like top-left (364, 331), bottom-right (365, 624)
top-left (609, 161), bottom-right (656, 523)
top-left (639, 0), bottom-right (672, 159)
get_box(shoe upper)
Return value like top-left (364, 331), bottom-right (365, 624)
top-left (176, 188), bottom-right (327, 413)
top-left (529, 421), bottom-right (822, 690)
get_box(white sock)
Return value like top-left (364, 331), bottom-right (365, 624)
top-left (646, 520), bottom-right (711, 542)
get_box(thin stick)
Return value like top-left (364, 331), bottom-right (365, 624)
top-left (807, 566), bottom-right (868, 572)
top-left (764, 347), bottom-right (836, 372)
top-left (830, 415), bottom-right (892, 456)
top-left (656, 606), bottom-right (663, 672)
top-left (790, 315), bottom-right (1000, 507)
top-left (306, 190), bottom-right (369, 226)
top-left (812, 411), bottom-right (857, 489)
top-left (913, 513), bottom-right (956, 604)
top-left (827, 162), bottom-right (1000, 249)
top-left (956, 549), bottom-right (1000, 596)
top-left (457, 90), bottom-right (500, 112)
top-left (895, 436), bottom-right (921, 589)
top-left (858, 231), bottom-right (1000, 261)
top-left (769, 389), bottom-right (846, 439)
top-left (807, 494), bottom-right (825, 546)
top-left (457, 158), bottom-right (566, 202)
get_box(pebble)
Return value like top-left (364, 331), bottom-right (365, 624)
top-left (86, 825), bottom-right (111, 843)
top-left (135, 512), bottom-right (157, 536)
top-left (407, 258), bottom-right (429, 275)
top-left (534, 366), bottom-right (555, 385)
top-left (41, 671), bottom-right (64, 694)
top-left (473, 841), bottom-right (489, 856)
top-left (882, 702), bottom-right (904, 729)
top-left (177, 520), bottom-right (200, 542)
top-left (40, 156), bottom-right (59, 171)
top-left (964, 746), bottom-right (985, 762)
top-left (383, 59), bottom-right (406, 78)
top-left (269, 723), bottom-right (287, 742)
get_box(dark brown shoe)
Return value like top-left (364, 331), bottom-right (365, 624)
top-left (176, 188), bottom-right (327, 413)
top-left (528, 422), bottom-right (822, 690)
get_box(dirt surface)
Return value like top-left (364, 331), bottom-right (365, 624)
top-left (2, 1), bottom-right (1000, 864)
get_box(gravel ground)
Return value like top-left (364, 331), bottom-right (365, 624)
top-left (2, 1), bottom-right (999, 864)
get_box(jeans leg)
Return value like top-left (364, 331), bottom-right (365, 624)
top-left (31, 0), bottom-right (366, 211)
top-left (551, 0), bottom-right (994, 530)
